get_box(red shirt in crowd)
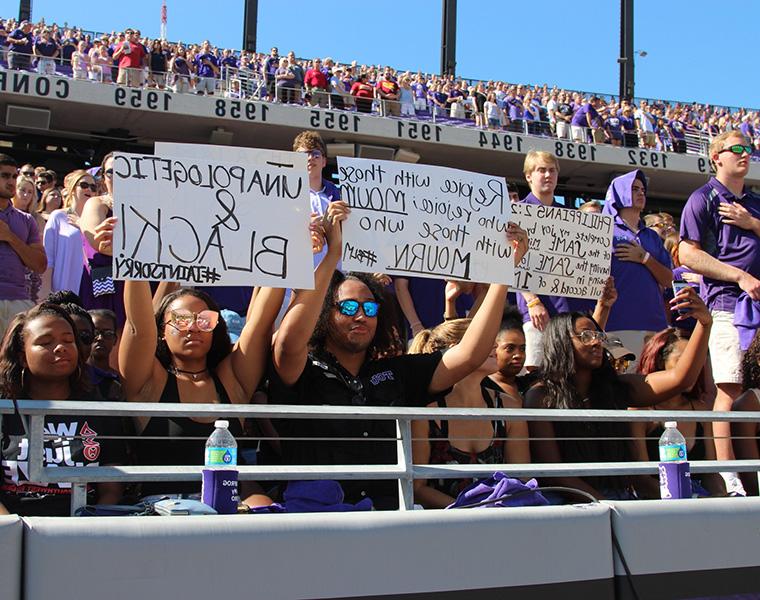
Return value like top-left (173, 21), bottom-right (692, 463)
top-left (304, 68), bottom-right (328, 90)
top-left (117, 41), bottom-right (146, 69)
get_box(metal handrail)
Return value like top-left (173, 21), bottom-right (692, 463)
top-left (2, 400), bottom-right (759, 514)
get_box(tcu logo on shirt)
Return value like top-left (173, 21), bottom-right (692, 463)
top-left (370, 371), bottom-right (394, 385)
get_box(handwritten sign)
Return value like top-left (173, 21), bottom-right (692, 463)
top-left (337, 157), bottom-right (514, 284)
top-left (112, 147), bottom-right (313, 288)
top-left (509, 203), bottom-right (613, 299)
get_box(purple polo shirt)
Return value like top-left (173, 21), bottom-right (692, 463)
top-left (680, 177), bottom-right (760, 313)
top-left (515, 194), bottom-right (595, 323)
top-left (605, 216), bottom-right (670, 332)
top-left (571, 103), bottom-right (598, 127)
top-left (0, 204), bottom-right (41, 301)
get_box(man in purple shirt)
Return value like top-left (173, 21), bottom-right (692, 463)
top-left (7, 21), bottom-right (33, 71)
top-left (602, 170), bottom-right (672, 366)
top-left (516, 151), bottom-right (596, 369)
top-left (679, 131), bottom-right (760, 470)
top-left (570, 97), bottom-right (600, 143)
top-left (33, 29), bottom-right (59, 75)
top-left (0, 154), bottom-right (47, 335)
top-left (195, 41), bottom-right (220, 96)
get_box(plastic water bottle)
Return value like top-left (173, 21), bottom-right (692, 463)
top-left (204, 420), bottom-right (237, 467)
top-left (658, 421), bottom-right (687, 462)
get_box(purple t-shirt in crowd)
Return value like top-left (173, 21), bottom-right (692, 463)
top-left (605, 217), bottom-right (671, 331)
top-left (679, 177), bottom-right (760, 313)
top-left (0, 204), bottom-right (41, 301)
top-left (571, 103), bottom-right (598, 127)
top-left (195, 52), bottom-right (219, 78)
top-left (34, 39), bottom-right (59, 57)
top-left (515, 193), bottom-right (595, 323)
top-left (9, 29), bottom-right (33, 54)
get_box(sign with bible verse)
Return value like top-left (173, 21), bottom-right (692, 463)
top-left (111, 147), bottom-right (313, 288)
top-left (509, 202), bottom-right (613, 299)
top-left (337, 157), bottom-right (515, 284)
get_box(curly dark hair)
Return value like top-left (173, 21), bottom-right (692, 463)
top-left (0, 303), bottom-right (90, 400)
top-left (45, 290), bottom-right (84, 307)
top-left (637, 328), bottom-right (704, 400)
top-left (742, 329), bottom-right (760, 391)
top-left (309, 271), bottom-right (405, 360)
top-left (498, 306), bottom-right (524, 337)
top-left (154, 288), bottom-right (231, 371)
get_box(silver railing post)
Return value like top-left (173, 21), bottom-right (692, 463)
top-left (28, 414), bottom-right (45, 484)
top-left (70, 484), bottom-right (88, 516)
top-left (396, 418), bottom-right (414, 510)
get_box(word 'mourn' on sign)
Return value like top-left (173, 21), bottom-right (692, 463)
top-left (337, 157), bottom-right (515, 285)
top-left (111, 149), bottom-right (314, 289)
top-left (509, 202), bottom-right (614, 300)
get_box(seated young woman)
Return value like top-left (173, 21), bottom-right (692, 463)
top-left (732, 331), bottom-right (760, 496)
top-left (409, 317), bottom-right (531, 509)
top-left (630, 328), bottom-right (725, 497)
top-left (525, 285), bottom-right (712, 501)
top-left (0, 303), bottom-right (126, 516)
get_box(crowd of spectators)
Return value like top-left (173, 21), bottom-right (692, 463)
top-left (2, 16), bottom-right (760, 157)
top-left (0, 125), bottom-right (758, 517)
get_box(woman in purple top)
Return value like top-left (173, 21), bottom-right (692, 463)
top-left (602, 170), bottom-right (673, 365)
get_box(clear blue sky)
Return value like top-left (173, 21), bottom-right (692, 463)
top-left (25, 0), bottom-right (759, 109)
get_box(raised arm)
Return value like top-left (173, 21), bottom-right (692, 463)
top-left (225, 286), bottom-right (285, 400)
top-left (428, 224), bottom-right (528, 394)
top-left (393, 277), bottom-right (424, 336)
top-left (79, 196), bottom-right (111, 252)
top-left (120, 279), bottom-right (159, 399)
top-left (622, 286), bottom-right (712, 406)
top-left (272, 201), bottom-right (349, 386)
top-left (591, 276), bottom-right (617, 330)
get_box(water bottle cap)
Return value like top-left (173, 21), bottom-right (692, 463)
top-left (214, 420), bottom-right (229, 429)
top-left (664, 421), bottom-right (677, 428)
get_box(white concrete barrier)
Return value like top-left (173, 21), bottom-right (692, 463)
top-left (0, 515), bottom-right (23, 600)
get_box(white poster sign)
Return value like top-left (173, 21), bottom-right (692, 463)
top-left (509, 202), bottom-right (613, 299)
top-left (337, 157), bottom-right (514, 284)
top-left (111, 148), bottom-right (313, 288)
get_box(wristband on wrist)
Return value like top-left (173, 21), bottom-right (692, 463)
top-left (642, 251), bottom-right (651, 264)
top-left (526, 298), bottom-right (542, 309)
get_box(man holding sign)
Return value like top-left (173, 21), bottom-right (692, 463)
top-left (270, 201), bottom-right (528, 509)
top-left (516, 151), bottom-right (595, 370)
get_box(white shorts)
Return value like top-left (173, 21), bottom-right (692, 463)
top-left (523, 321), bottom-right (544, 368)
top-left (571, 125), bottom-right (587, 143)
top-left (556, 121), bottom-right (570, 139)
top-left (708, 310), bottom-right (743, 385)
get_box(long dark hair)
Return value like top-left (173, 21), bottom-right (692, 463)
top-left (541, 312), bottom-right (630, 410)
top-left (539, 312), bottom-right (631, 486)
top-left (310, 271), bottom-right (405, 360)
top-left (154, 289), bottom-right (231, 371)
top-left (0, 303), bottom-right (90, 400)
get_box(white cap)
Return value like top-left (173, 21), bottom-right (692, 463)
top-left (214, 420), bottom-right (229, 429)
top-left (664, 421), bottom-right (677, 428)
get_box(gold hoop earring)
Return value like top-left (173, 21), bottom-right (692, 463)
top-left (21, 367), bottom-right (27, 392)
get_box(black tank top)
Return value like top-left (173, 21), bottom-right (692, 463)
top-left (136, 371), bottom-right (242, 496)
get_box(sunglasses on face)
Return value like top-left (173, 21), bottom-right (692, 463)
top-left (21, 170), bottom-right (35, 177)
top-left (103, 168), bottom-right (114, 179)
top-left (718, 144), bottom-right (752, 156)
top-left (167, 309), bottom-right (219, 332)
top-left (78, 181), bottom-right (98, 191)
top-left (335, 299), bottom-right (380, 318)
top-left (573, 329), bottom-right (607, 345)
top-left (94, 328), bottom-right (117, 340)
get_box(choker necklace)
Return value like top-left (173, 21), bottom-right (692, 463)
top-left (168, 365), bottom-right (207, 381)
